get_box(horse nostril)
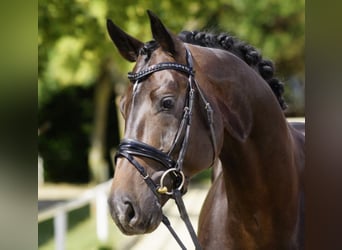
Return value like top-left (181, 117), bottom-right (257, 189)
top-left (124, 200), bottom-right (135, 221)
top-left (109, 193), bottom-right (163, 234)
top-left (109, 196), bottom-right (138, 226)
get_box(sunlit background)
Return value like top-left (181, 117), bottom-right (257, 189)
top-left (38, 0), bottom-right (304, 249)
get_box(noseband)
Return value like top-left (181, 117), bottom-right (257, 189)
top-left (115, 46), bottom-right (217, 250)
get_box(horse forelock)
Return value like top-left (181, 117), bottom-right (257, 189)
top-left (178, 31), bottom-right (287, 110)
top-left (139, 40), bottom-right (159, 60)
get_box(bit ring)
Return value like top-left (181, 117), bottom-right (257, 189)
top-left (158, 168), bottom-right (185, 195)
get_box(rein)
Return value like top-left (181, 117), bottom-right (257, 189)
top-left (115, 46), bottom-right (217, 250)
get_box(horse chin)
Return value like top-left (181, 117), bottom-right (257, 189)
top-left (115, 210), bottom-right (162, 235)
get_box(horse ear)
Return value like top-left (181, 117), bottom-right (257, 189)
top-left (147, 10), bottom-right (179, 55)
top-left (106, 19), bottom-right (144, 62)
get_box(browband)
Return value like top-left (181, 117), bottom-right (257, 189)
top-left (128, 50), bottom-right (194, 82)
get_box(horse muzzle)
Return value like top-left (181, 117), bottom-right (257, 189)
top-left (108, 191), bottom-right (163, 235)
top-left (109, 139), bottom-right (188, 235)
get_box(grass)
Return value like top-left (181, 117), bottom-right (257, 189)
top-left (38, 204), bottom-right (122, 250)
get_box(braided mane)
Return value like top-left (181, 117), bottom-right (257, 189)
top-left (178, 31), bottom-right (287, 110)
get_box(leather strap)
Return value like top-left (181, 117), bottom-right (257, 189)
top-left (116, 139), bottom-right (176, 169)
top-left (128, 62), bottom-right (193, 82)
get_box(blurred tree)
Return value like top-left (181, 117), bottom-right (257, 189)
top-left (38, 86), bottom-right (93, 183)
top-left (39, 0), bottom-right (123, 183)
top-left (38, 0), bottom-right (304, 183)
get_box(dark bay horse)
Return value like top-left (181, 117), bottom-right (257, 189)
top-left (107, 10), bottom-right (304, 249)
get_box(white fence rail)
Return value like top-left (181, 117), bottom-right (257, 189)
top-left (38, 180), bottom-right (112, 250)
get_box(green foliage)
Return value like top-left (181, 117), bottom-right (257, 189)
top-left (39, 0), bottom-right (111, 107)
top-left (39, 0), bottom-right (304, 99)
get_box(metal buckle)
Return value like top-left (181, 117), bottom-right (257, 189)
top-left (157, 168), bottom-right (185, 195)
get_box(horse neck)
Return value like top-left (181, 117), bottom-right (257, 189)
top-left (220, 113), bottom-right (296, 203)
top-left (200, 48), bottom-right (300, 247)
top-left (193, 46), bottom-right (296, 199)
top-left (219, 120), bottom-right (300, 248)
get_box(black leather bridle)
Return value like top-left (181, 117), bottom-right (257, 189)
top-left (115, 46), bottom-right (217, 250)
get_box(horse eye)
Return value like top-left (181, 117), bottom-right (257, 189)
top-left (161, 97), bottom-right (175, 110)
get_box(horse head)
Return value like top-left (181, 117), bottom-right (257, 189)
top-left (106, 10), bottom-right (220, 235)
